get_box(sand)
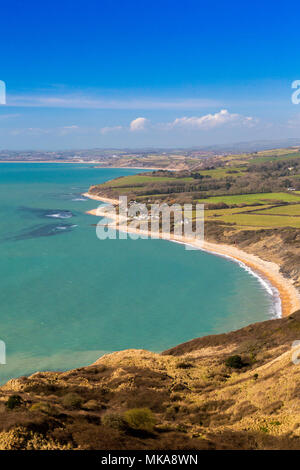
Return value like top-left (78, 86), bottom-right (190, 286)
top-left (82, 193), bottom-right (120, 205)
top-left (0, 162), bottom-right (179, 170)
top-left (84, 193), bottom-right (300, 317)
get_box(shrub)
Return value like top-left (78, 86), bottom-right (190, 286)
top-left (102, 412), bottom-right (126, 430)
top-left (123, 408), bottom-right (155, 432)
top-left (62, 393), bottom-right (82, 409)
top-left (225, 355), bottom-right (245, 369)
top-left (176, 361), bottom-right (194, 369)
top-left (249, 352), bottom-right (257, 364)
top-left (0, 427), bottom-right (71, 450)
top-left (260, 425), bottom-right (269, 434)
top-left (29, 402), bottom-right (52, 414)
top-left (6, 395), bottom-right (23, 410)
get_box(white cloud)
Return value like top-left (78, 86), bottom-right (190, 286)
top-left (59, 125), bottom-right (80, 136)
top-left (169, 109), bottom-right (255, 130)
top-left (10, 127), bottom-right (51, 136)
top-left (100, 125), bottom-right (123, 135)
top-left (130, 117), bottom-right (148, 131)
top-left (7, 93), bottom-right (220, 110)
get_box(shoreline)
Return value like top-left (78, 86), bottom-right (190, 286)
top-left (0, 161), bottom-right (107, 164)
top-left (94, 166), bottom-right (180, 170)
top-left (83, 192), bottom-right (300, 318)
top-left (0, 161), bottom-right (178, 170)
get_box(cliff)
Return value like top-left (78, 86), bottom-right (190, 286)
top-left (205, 222), bottom-right (300, 290)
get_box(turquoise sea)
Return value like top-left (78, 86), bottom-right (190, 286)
top-left (0, 164), bottom-right (276, 384)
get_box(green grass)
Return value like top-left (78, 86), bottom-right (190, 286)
top-left (199, 167), bottom-right (247, 179)
top-left (202, 195), bottom-right (300, 228)
top-left (175, 202), bottom-right (300, 228)
top-left (205, 205), bottom-right (272, 218)
top-left (101, 174), bottom-right (193, 188)
top-left (217, 213), bottom-right (300, 228)
top-left (203, 203), bottom-right (300, 228)
top-left (253, 204), bottom-right (300, 216)
top-left (101, 174), bottom-right (169, 187)
top-left (198, 192), bottom-right (300, 206)
top-left (249, 152), bottom-right (300, 164)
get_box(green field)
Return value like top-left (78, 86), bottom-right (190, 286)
top-left (204, 205), bottom-right (272, 217)
top-left (101, 174), bottom-right (193, 188)
top-left (249, 150), bottom-right (300, 164)
top-left (92, 145), bottom-right (300, 231)
top-left (199, 166), bottom-right (247, 179)
top-left (214, 213), bottom-right (300, 228)
top-left (252, 204), bottom-right (300, 216)
top-left (202, 197), bottom-right (300, 228)
top-left (218, 148), bottom-right (300, 166)
top-left (198, 192), bottom-right (300, 205)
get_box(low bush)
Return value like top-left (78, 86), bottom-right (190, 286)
top-left (123, 408), bottom-right (155, 432)
top-left (6, 395), bottom-right (23, 410)
top-left (29, 402), bottom-right (52, 414)
top-left (62, 393), bottom-right (82, 409)
top-left (102, 412), bottom-right (126, 430)
top-left (176, 361), bottom-right (194, 369)
top-left (225, 355), bottom-right (245, 369)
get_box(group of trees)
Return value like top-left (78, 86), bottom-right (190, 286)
top-left (247, 158), bottom-right (300, 178)
top-left (92, 158), bottom-right (300, 205)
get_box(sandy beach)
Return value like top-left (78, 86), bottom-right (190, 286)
top-left (93, 166), bottom-right (180, 170)
top-left (0, 161), bottom-right (105, 164)
top-left (0, 162), bottom-right (179, 170)
top-left (82, 192), bottom-right (120, 205)
top-left (84, 192), bottom-right (300, 318)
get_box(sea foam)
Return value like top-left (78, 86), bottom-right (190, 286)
top-left (170, 239), bottom-right (282, 319)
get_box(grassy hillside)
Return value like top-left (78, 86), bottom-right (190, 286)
top-left (0, 311), bottom-right (299, 450)
top-left (86, 146), bottom-right (300, 170)
top-left (88, 146), bottom-right (300, 231)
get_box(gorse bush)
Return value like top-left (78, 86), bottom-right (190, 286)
top-left (30, 402), bottom-right (52, 414)
top-left (176, 361), bottom-right (194, 369)
top-left (6, 395), bottom-right (23, 410)
top-left (225, 355), bottom-right (245, 369)
top-left (102, 412), bottom-right (126, 430)
top-left (123, 408), bottom-right (155, 432)
top-left (62, 393), bottom-right (82, 409)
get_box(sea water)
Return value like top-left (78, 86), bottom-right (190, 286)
top-left (0, 163), bottom-right (275, 383)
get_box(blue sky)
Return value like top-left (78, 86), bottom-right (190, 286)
top-left (0, 0), bottom-right (300, 149)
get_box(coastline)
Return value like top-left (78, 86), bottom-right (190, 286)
top-left (94, 166), bottom-right (180, 170)
top-left (0, 161), bottom-right (178, 170)
top-left (0, 161), bottom-right (105, 164)
top-left (83, 192), bottom-right (300, 318)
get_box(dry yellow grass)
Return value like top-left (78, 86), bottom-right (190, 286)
top-left (0, 311), bottom-right (299, 450)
